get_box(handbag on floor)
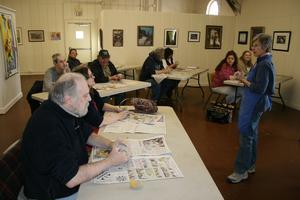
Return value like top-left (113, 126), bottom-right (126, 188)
top-left (206, 102), bottom-right (234, 124)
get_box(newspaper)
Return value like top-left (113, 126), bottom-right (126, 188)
top-left (104, 112), bottom-right (166, 134)
top-left (91, 136), bottom-right (183, 184)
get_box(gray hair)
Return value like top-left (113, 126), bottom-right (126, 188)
top-left (153, 48), bottom-right (165, 60)
top-left (52, 53), bottom-right (62, 64)
top-left (49, 73), bottom-right (85, 105)
top-left (253, 33), bottom-right (272, 52)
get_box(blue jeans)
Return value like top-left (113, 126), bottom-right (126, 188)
top-left (234, 111), bottom-right (262, 174)
top-left (145, 79), bottom-right (162, 101)
top-left (212, 86), bottom-right (244, 104)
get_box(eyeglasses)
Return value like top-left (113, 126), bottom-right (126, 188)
top-left (88, 73), bottom-right (95, 79)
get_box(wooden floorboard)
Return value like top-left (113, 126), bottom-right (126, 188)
top-left (0, 75), bottom-right (299, 200)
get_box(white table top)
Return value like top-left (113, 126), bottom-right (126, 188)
top-left (32, 79), bottom-right (150, 102)
top-left (77, 107), bottom-right (223, 200)
top-left (223, 80), bottom-right (244, 87)
top-left (93, 79), bottom-right (150, 97)
top-left (275, 74), bottom-right (293, 84)
top-left (167, 66), bottom-right (209, 81)
top-left (116, 64), bottom-right (141, 72)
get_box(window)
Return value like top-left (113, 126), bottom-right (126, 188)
top-left (75, 31), bottom-right (84, 39)
top-left (206, 0), bottom-right (219, 16)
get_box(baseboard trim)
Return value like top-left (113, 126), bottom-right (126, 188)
top-left (0, 92), bottom-right (23, 114)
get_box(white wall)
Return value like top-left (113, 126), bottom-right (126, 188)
top-left (0, 0), bottom-right (100, 74)
top-left (234, 0), bottom-right (300, 110)
top-left (0, 5), bottom-right (22, 114)
top-left (100, 10), bottom-right (236, 86)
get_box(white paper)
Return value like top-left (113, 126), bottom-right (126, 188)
top-left (91, 136), bottom-right (183, 184)
top-left (152, 74), bottom-right (168, 84)
top-left (104, 112), bottom-right (166, 135)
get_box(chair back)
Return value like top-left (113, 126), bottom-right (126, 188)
top-left (207, 72), bottom-right (215, 91)
top-left (26, 80), bottom-right (43, 114)
top-left (0, 140), bottom-right (23, 200)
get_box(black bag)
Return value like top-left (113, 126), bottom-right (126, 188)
top-left (206, 102), bottom-right (234, 124)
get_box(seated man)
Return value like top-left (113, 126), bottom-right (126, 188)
top-left (89, 49), bottom-right (125, 105)
top-left (139, 48), bottom-right (175, 102)
top-left (43, 53), bottom-right (70, 92)
top-left (20, 73), bottom-right (129, 199)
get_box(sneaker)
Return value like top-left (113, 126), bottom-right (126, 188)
top-left (248, 165), bottom-right (256, 174)
top-left (227, 172), bottom-right (248, 184)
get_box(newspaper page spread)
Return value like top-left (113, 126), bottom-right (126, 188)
top-left (103, 112), bottom-right (166, 134)
top-left (91, 136), bottom-right (183, 184)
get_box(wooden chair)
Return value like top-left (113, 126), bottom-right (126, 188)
top-left (203, 72), bottom-right (225, 109)
top-left (0, 139), bottom-right (23, 199)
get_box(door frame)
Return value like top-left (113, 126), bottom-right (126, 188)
top-left (64, 20), bottom-right (96, 62)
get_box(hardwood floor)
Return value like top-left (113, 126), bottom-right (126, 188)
top-left (0, 75), bottom-right (299, 200)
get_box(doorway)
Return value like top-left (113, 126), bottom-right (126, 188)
top-left (65, 22), bottom-right (92, 63)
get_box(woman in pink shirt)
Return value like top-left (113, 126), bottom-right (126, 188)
top-left (212, 50), bottom-right (243, 104)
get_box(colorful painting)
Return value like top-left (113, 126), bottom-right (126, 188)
top-left (0, 13), bottom-right (18, 79)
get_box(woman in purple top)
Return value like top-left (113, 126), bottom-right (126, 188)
top-left (212, 50), bottom-right (243, 104)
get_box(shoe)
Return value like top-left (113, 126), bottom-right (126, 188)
top-left (248, 165), bottom-right (256, 174)
top-left (227, 172), bottom-right (248, 184)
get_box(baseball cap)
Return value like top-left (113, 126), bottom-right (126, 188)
top-left (98, 49), bottom-right (110, 58)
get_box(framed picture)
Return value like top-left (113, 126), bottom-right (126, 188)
top-left (238, 31), bottom-right (248, 45)
top-left (112, 29), bottom-right (123, 47)
top-left (205, 25), bottom-right (222, 49)
top-left (16, 27), bottom-right (23, 45)
top-left (50, 32), bottom-right (61, 40)
top-left (28, 30), bottom-right (44, 42)
top-left (250, 26), bottom-right (265, 48)
top-left (187, 31), bottom-right (200, 42)
top-left (272, 31), bottom-right (291, 52)
top-left (0, 12), bottom-right (18, 79)
top-left (137, 26), bottom-right (154, 46)
top-left (164, 28), bottom-right (177, 47)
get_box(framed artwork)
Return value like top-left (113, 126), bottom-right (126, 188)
top-left (28, 30), bottom-right (44, 42)
top-left (205, 25), bottom-right (222, 49)
top-left (0, 12), bottom-right (18, 79)
top-left (250, 26), bottom-right (265, 48)
top-left (272, 31), bottom-right (291, 52)
top-left (187, 31), bottom-right (200, 42)
top-left (238, 31), bottom-right (248, 45)
top-left (164, 28), bottom-right (177, 47)
top-left (50, 32), bottom-right (61, 40)
top-left (16, 27), bottom-right (23, 45)
top-left (112, 29), bottom-right (123, 47)
top-left (137, 26), bottom-right (154, 46)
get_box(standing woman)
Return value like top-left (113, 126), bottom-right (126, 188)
top-left (238, 50), bottom-right (253, 75)
top-left (227, 34), bottom-right (275, 183)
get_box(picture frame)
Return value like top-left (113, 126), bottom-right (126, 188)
top-left (0, 12), bottom-right (18, 79)
top-left (250, 26), bottom-right (265, 48)
top-left (137, 26), bottom-right (154, 46)
top-left (272, 31), bottom-right (291, 52)
top-left (164, 28), bottom-right (177, 47)
top-left (50, 32), bottom-right (61, 40)
top-left (238, 31), bottom-right (248, 45)
top-left (28, 30), bottom-right (44, 42)
top-left (112, 29), bottom-right (123, 47)
top-left (187, 31), bottom-right (200, 42)
top-left (205, 25), bottom-right (222, 49)
top-left (16, 27), bottom-right (23, 45)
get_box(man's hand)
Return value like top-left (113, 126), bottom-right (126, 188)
top-left (100, 111), bottom-right (129, 127)
top-left (107, 142), bottom-right (129, 166)
top-left (109, 75), bottom-right (121, 81)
